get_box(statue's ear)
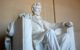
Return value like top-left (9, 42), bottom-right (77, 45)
top-left (32, 6), bottom-right (33, 11)
top-left (32, 6), bottom-right (35, 15)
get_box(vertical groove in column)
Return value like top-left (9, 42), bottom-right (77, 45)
top-left (53, 0), bottom-right (56, 23)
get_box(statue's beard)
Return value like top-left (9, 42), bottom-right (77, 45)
top-left (33, 11), bottom-right (41, 16)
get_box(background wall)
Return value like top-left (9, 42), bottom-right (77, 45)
top-left (0, 0), bottom-right (80, 50)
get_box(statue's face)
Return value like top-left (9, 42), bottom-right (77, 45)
top-left (32, 2), bottom-right (41, 16)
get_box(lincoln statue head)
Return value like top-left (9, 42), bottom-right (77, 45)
top-left (32, 2), bottom-right (42, 16)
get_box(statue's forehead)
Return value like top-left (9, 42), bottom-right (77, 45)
top-left (33, 2), bottom-right (41, 6)
top-left (32, 2), bottom-right (41, 8)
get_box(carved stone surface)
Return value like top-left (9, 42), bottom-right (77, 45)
top-left (5, 37), bottom-right (11, 50)
top-left (12, 1), bottom-right (76, 50)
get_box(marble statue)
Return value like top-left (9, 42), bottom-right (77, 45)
top-left (6, 1), bottom-right (76, 50)
top-left (18, 1), bottom-right (76, 50)
top-left (19, 2), bottom-right (51, 41)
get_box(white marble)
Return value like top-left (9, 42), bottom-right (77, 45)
top-left (5, 37), bottom-right (11, 50)
top-left (6, 21), bottom-right (15, 37)
top-left (18, 1), bottom-right (76, 50)
top-left (22, 14), bottom-right (33, 50)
